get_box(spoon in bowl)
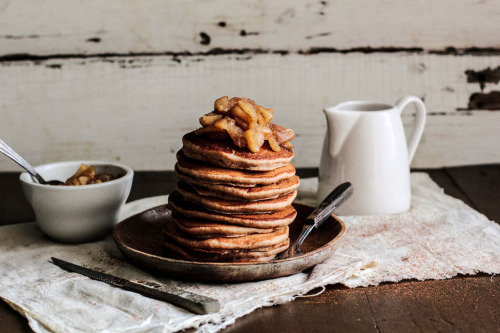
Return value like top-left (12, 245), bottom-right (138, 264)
top-left (277, 182), bottom-right (353, 260)
top-left (0, 138), bottom-right (64, 185)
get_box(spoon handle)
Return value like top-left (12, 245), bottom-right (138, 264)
top-left (0, 138), bottom-right (46, 184)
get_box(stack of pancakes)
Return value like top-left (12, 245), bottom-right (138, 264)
top-left (164, 131), bottom-right (299, 262)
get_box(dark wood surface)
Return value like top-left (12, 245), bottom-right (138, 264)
top-left (0, 165), bottom-right (499, 333)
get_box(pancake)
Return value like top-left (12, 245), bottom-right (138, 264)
top-left (177, 181), bottom-right (297, 214)
top-left (163, 97), bottom-right (298, 263)
top-left (176, 150), bottom-right (296, 187)
top-left (168, 191), bottom-right (297, 228)
top-left (163, 219), bottom-right (289, 251)
top-left (172, 214), bottom-right (278, 238)
top-left (185, 175), bottom-right (300, 201)
top-left (182, 131), bottom-right (294, 171)
top-left (163, 239), bottom-right (289, 262)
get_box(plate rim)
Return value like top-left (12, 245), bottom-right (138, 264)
top-left (112, 202), bottom-right (346, 268)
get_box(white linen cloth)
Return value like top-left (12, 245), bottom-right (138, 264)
top-left (0, 173), bottom-right (499, 333)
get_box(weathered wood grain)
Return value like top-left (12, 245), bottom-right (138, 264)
top-left (0, 300), bottom-right (33, 333)
top-left (1, 167), bottom-right (499, 333)
top-left (446, 165), bottom-right (500, 222)
top-left (1, 53), bottom-right (499, 170)
top-left (0, 1), bottom-right (498, 331)
top-left (223, 285), bottom-right (378, 333)
top-left (0, 0), bottom-right (499, 56)
top-left (0, 173), bottom-right (34, 224)
top-left (420, 169), bottom-right (475, 207)
top-left (364, 275), bottom-right (500, 333)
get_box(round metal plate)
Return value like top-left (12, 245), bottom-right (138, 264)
top-left (113, 202), bottom-right (346, 283)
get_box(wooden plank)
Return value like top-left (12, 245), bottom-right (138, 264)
top-left (446, 165), bottom-right (500, 222)
top-left (421, 169), bottom-right (475, 207)
top-left (1, 0), bottom-right (498, 56)
top-left (0, 53), bottom-right (499, 171)
top-left (0, 173), bottom-right (34, 224)
top-left (0, 300), bottom-right (33, 333)
top-left (409, 112), bottom-right (500, 168)
top-left (127, 171), bottom-right (177, 203)
top-left (363, 167), bottom-right (500, 332)
top-left (365, 275), bottom-right (500, 333)
top-left (222, 285), bottom-right (378, 333)
top-left (1, 166), bottom-right (499, 332)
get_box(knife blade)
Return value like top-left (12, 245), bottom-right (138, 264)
top-left (51, 257), bottom-right (220, 314)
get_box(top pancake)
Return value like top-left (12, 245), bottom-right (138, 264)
top-left (182, 131), bottom-right (294, 171)
top-left (176, 150), bottom-right (296, 187)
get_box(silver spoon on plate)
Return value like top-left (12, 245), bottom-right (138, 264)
top-left (0, 138), bottom-right (64, 185)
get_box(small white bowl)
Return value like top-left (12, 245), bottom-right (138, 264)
top-left (20, 161), bottom-right (134, 243)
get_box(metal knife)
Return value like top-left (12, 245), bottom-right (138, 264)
top-left (277, 182), bottom-right (353, 260)
top-left (51, 257), bottom-right (220, 314)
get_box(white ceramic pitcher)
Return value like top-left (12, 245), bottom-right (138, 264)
top-left (318, 96), bottom-right (427, 215)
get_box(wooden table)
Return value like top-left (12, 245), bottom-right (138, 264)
top-left (1, 165), bottom-right (499, 332)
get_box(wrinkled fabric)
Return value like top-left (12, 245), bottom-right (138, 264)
top-left (0, 173), bottom-right (498, 333)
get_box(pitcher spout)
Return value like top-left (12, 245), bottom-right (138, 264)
top-left (323, 107), bottom-right (359, 158)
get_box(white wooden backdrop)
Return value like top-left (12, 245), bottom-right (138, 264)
top-left (1, 0), bottom-right (499, 171)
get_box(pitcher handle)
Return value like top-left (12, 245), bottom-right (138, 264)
top-left (395, 96), bottom-right (427, 164)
